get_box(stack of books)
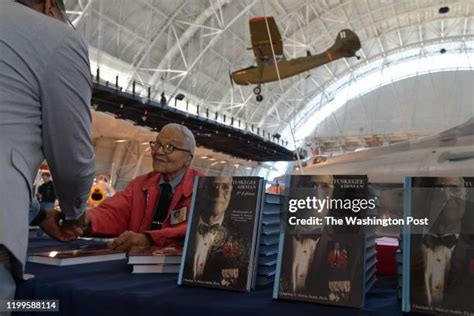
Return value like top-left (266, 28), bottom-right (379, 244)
top-left (128, 246), bottom-right (182, 274)
top-left (255, 192), bottom-right (281, 287)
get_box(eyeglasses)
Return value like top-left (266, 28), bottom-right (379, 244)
top-left (149, 141), bottom-right (192, 155)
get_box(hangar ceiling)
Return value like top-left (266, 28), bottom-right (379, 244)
top-left (64, 0), bottom-right (474, 152)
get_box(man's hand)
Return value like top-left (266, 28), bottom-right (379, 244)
top-left (39, 209), bottom-right (79, 241)
top-left (61, 212), bottom-right (87, 237)
top-left (108, 231), bottom-right (151, 252)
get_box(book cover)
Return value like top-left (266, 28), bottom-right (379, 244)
top-left (273, 175), bottom-right (370, 308)
top-left (403, 177), bottom-right (474, 315)
top-left (178, 176), bottom-right (263, 292)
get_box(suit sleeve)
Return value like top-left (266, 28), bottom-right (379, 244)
top-left (40, 31), bottom-right (95, 220)
top-left (87, 179), bottom-right (136, 237)
top-left (144, 224), bottom-right (187, 247)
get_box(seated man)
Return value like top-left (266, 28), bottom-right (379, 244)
top-left (83, 123), bottom-right (202, 251)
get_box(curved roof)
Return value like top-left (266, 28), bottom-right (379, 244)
top-left (65, 0), bottom-right (474, 150)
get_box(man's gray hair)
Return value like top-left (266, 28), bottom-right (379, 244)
top-left (162, 123), bottom-right (196, 155)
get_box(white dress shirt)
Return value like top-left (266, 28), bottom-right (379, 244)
top-left (422, 234), bottom-right (458, 306)
top-left (291, 237), bottom-right (319, 293)
top-left (193, 214), bottom-right (225, 280)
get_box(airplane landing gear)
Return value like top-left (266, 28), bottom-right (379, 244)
top-left (253, 85), bottom-right (263, 102)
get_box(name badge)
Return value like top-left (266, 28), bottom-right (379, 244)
top-left (170, 207), bottom-right (187, 225)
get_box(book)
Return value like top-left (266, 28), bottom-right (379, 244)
top-left (128, 246), bottom-right (182, 265)
top-left (28, 245), bottom-right (126, 266)
top-left (274, 175), bottom-right (374, 308)
top-left (402, 177), bottom-right (474, 315)
top-left (258, 254), bottom-right (278, 266)
top-left (252, 192), bottom-right (283, 288)
top-left (260, 234), bottom-right (280, 246)
top-left (261, 224), bottom-right (280, 235)
top-left (132, 264), bottom-right (180, 274)
top-left (178, 176), bottom-right (264, 292)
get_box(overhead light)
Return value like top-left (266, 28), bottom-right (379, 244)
top-left (208, 158), bottom-right (216, 161)
top-left (233, 164), bottom-right (240, 168)
top-left (141, 142), bottom-right (149, 145)
top-left (115, 139), bottom-right (128, 143)
top-left (200, 156), bottom-right (208, 159)
top-left (246, 167), bottom-right (252, 170)
top-left (220, 160), bottom-right (227, 164)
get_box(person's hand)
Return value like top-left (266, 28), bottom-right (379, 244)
top-left (108, 231), bottom-right (151, 251)
top-left (61, 212), bottom-right (87, 237)
top-left (39, 209), bottom-right (78, 241)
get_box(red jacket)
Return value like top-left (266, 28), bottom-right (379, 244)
top-left (87, 168), bottom-right (203, 247)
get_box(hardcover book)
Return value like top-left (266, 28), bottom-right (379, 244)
top-left (28, 245), bottom-right (126, 266)
top-left (132, 264), bottom-right (180, 274)
top-left (128, 246), bottom-right (182, 265)
top-left (402, 177), bottom-right (474, 315)
top-left (273, 175), bottom-right (373, 308)
top-left (178, 176), bottom-right (264, 292)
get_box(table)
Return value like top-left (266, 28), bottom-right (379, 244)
top-left (15, 238), bottom-right (404, 316)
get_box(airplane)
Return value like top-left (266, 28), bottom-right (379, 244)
top-left (298, 117), bottom-right (474, 183)
top-left (230, 17), bottom-right (362, 102)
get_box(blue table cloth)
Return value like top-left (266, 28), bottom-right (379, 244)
top-left (15, 238), bottom-right (405, 316)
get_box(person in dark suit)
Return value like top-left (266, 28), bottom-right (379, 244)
top-left (279, 175), bottom-right (366, 307)
top-left (411, 177), bottom-right (473, 312)
top-left (184, 177), bottom-right (251, 289)
top-left (285, 176), bottom-right (334, 294)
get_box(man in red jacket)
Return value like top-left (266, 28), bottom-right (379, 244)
top-left (84, 123), bottom-right (203, 251)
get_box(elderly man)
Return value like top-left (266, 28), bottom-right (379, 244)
top-left (193, 177), bottom-right (233, 280)
top-left (84, 124), bottom-right (202, 251)
top-left (1, 0), bottom-right (95, 305)
top-left (417, 177), bottom-right (468, 307)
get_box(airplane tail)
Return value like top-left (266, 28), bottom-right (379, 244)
top-left (329, 29), bottom-right (362, 59)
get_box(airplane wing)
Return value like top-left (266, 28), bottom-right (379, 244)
top-left (249, 17), bottom-right (283, 64)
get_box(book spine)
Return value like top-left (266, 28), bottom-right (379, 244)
top-left (362, 176), bottom-right (369, 308)
top-left (249, 178), bottom-right (265, 291)
top-left (401, 177), bottom-right (412, 312)
top-left (272, 175), bottom-right (291, 299)
top-left (177, 176), bottom-right (201, 285)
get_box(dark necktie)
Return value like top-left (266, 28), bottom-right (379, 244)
top-left (150, 183), bottom-right (173, 230)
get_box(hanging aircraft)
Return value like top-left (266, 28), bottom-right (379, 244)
top-left (299, 117), bottom-right (474, 183)
top-left (230, 17), bottom-right (362, 102)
